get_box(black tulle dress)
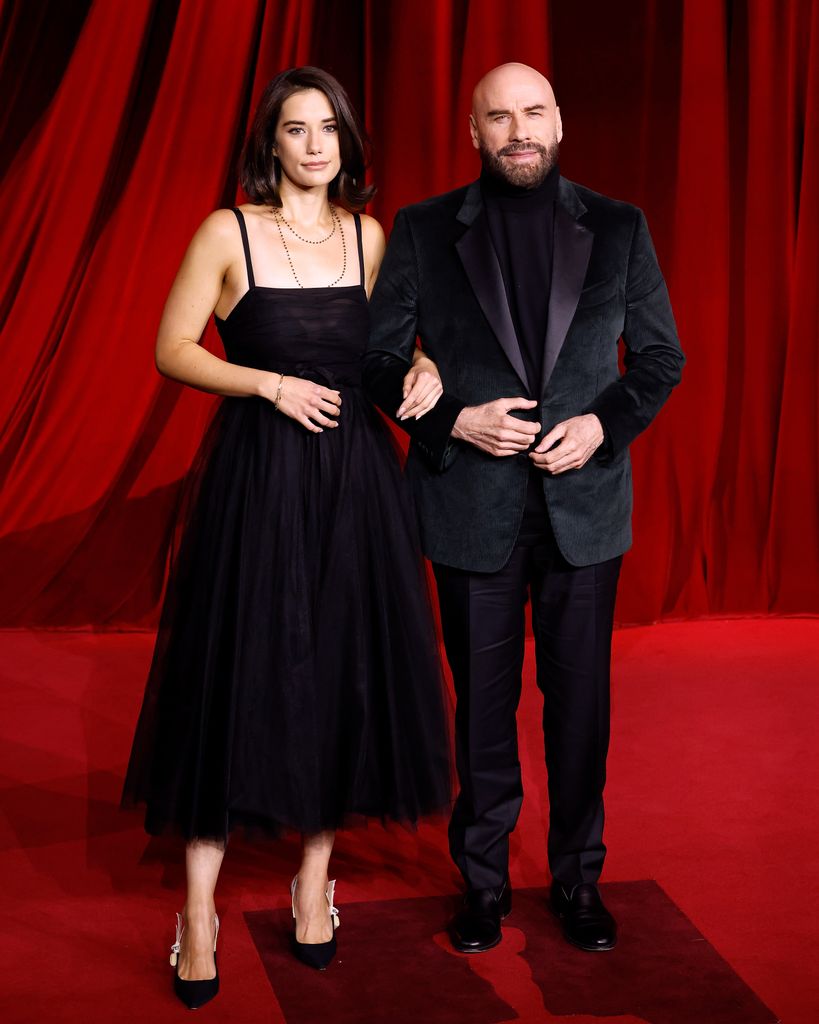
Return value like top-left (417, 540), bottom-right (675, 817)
top-left (122, 209), bottom-right (451, 841)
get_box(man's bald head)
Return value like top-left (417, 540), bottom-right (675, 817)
top-left (469, 63), bottom-right (562, 188)
top-left (471, 63), bottom-right (557, 119)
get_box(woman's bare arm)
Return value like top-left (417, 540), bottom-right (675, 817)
top-left (154, 210), bottom-right (276, 400)
top-left (155, 210), bottom-right (342, 431)
top-left (360, 213), bottom-right (386, 297)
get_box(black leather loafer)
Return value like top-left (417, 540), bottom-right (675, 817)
top-left (449, 878), bottom-right (512, 953)
top-left (550, 881), bottom-right (617, 951)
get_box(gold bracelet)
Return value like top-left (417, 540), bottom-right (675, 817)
top-left (274, 373), bottom-right (285, 411)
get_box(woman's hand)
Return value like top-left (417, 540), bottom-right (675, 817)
top-left (397, 352), bottom-right (443, 420)
top-left (261, 373), bottom-right (342, 432)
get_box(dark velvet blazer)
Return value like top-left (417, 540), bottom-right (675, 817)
top-left (363, 176), bottom-right (685, 572)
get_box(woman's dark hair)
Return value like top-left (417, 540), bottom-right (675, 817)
top-left (240, 66), bottom-right (375, 210)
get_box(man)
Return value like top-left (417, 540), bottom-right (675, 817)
top-left (364, 63), bottom-right (684, 954)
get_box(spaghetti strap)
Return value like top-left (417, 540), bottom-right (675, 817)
top-left (231, 208), bottom-right (255, 290)
top-left (353, 213), bottom-right (365, 288)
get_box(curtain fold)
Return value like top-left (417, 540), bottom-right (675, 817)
top-left (365, 0), bottom-right (550, 227)
top-left (764, 0), bottom-right (819, 610)
top-left (0, 0), bottom-right (815, 627)
top-left (629, 0), bottom-right (731, 621)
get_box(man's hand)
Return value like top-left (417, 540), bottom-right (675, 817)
top-left (529, 414), bottom-right (604, 474)
top-left (452, 398), bottom-right (540, 456)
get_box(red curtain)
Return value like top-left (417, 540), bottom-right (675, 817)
top-left (0, 0), bottom-right (816, 627)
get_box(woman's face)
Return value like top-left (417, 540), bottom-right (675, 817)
top-left (273, 89), bottom-right (342, 193)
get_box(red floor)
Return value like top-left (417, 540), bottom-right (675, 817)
top-left (1, 620), bottom-right (817, 1022)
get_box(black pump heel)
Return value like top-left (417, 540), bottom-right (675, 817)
top-left (170, 912), bottom-right (220, 1010)
top-left (290, 876), bottom-right (339, 970)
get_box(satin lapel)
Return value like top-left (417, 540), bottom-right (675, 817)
top-left (456, 210), bottom-right (530, 393)
top-left (541, 202), bottom-right (594, 395)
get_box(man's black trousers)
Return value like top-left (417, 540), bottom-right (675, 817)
top-left (433, 529), bottom-right (621, 892)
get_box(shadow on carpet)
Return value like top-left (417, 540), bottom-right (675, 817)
top-left (244, 881), bottom-right (778, 1024)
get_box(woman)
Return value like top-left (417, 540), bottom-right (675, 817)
top-left (122, 66), bottom-right (450, 1009)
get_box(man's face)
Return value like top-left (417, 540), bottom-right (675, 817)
top-left (470, 67), bottom-right (562, 188)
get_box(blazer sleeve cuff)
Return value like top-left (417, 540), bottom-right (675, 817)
top-left (584, 387), bottom-right (628, 459)
top-left (410, 393), bottom-right (467, 472)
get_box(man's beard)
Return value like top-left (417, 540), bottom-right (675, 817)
top-left (479, 137), bottom-right (559, 188)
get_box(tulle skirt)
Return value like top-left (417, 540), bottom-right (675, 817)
top-left (122, 388), bottom-right (452, 841)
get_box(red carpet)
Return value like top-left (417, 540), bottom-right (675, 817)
top-left (246, 883), bottom-right (776, 1023)
top-left (1, 620), bottom-right (817, 1022)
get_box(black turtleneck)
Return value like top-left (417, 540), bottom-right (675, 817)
top-left (481, 163), bottom-right (560, 397)
top-left (482, 163), bottom-right (560, 545)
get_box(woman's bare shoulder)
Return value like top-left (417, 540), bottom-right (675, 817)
top-left (182, 208), bottom-right (247, 267)
top-left (357, 213), bottom-right (385, 258)
top-left (357, 212), bottom-right (384, 239)
top-left (197, 207), bottom-right (243, 240)
top-left (333, 206), bottom-right (382, 232)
